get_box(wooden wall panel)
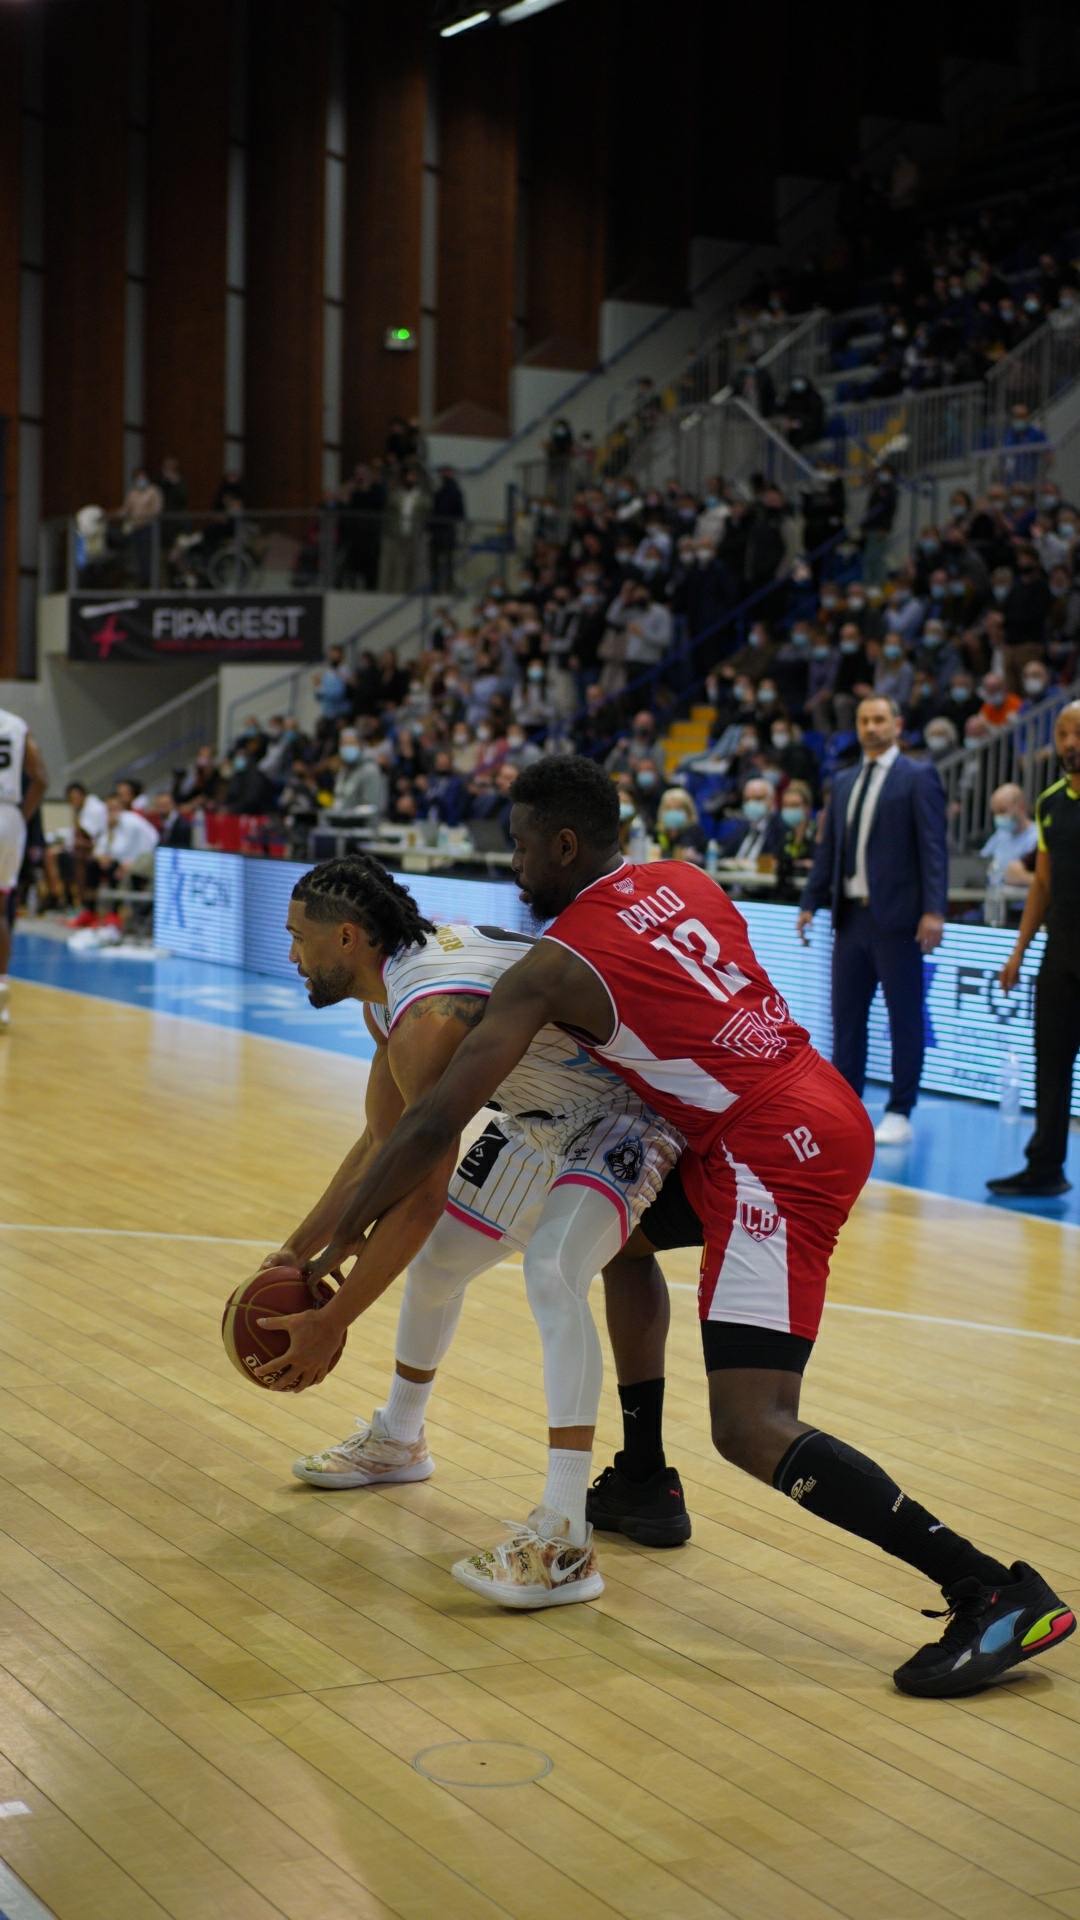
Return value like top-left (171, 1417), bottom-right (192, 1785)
top-left (145, 0), bottom-right (229, 511)
top-left (342, 0), bottom-right (426, 470)
top-left (244, 0), bottom-right (329, 507)
top-left (42, 0), bottom-right (128, 518)
top-left (0, 7), bottom-right (21, 678)
top-left (435, 29), bottom-right (518, 429)
top-left (523, 0), bottom-right (608, 362)
top-left (606, 0), bottom-right (691, 303)
top-left (693, 12), bottom-right (781, 244)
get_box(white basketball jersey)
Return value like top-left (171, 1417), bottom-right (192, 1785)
top-left (367, 923), bottom-right (630, 1121)
top-left (0, 708), bottom-right (28, 807)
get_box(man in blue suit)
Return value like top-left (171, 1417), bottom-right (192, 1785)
top-left (797, 695), bottom-right (947, 1146)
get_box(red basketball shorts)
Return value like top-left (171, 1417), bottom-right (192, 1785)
top-left (681, 1056), bottom-right (875, 1341)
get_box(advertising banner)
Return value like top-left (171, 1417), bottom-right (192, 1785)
top-left (153, 852), bottom-right (1072, 1114)
top-left (68, 594), bottom-right (323, 663)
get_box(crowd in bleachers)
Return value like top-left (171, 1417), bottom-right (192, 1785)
top-left (40, 435), bottom-right (1080, 931)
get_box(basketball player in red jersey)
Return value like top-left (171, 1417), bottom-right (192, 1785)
top-left (309, 758), bottom-right (1075, 1698)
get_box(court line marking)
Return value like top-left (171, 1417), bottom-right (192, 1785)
top-left (3, 1227), bottom-right (1079, 1346)
top-left (665, 1280), bottom-right (1080, 1345)
top-left (0, 1225), bottom-right (270, 1246)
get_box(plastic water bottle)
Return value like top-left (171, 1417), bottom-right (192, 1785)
top-left (999, 1047), bottom-right (1022, 1123)
top-left (705, 839), bottom-right (719, 879)
top-left (628, 819), bottom-right (648, 865)
top-left (984, 882), bottom-right (1007, 927)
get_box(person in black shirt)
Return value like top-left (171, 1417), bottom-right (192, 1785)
top-left (989, 702), bottom-right (1080, 1197)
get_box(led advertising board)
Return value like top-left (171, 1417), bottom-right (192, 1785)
top-left (154, 850), bottom-right (1068, 1113)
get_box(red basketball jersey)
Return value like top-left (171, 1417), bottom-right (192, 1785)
top-left (544, 860), bottom-right (818, 1152)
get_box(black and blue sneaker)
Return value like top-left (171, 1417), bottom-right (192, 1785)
top-left (894, 1561), bottom-right (1075, 1697)
top-left (586, 1461), bottom-right (691, 1548)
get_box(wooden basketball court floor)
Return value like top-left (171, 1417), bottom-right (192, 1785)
top-left (1, 975), bottom-right (1079, 1920)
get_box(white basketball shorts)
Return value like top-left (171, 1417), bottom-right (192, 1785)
top-left (444, 1102), bottom-right (683, 1251)
top-left (0, 803), bottom-right (27, 893)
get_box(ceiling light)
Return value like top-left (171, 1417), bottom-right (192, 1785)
top-left (440, 9), bottom-right (491, 34)
top-left (499, 0), bottom-right (567, 19)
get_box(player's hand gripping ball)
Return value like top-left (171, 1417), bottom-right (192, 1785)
top-left (222, 1266), bottom-right (346, 1389)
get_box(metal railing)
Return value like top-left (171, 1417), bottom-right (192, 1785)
top-left (516, 311), bottom-right (831, 506)
top-left (62, 675), bottom-right (219, 796)
top-left (40, 508), bottom-right (511, 599)
top-left (938, 678), bottom-right (1079, 853)
top-left (986, 312), bottom-right (1080, 439)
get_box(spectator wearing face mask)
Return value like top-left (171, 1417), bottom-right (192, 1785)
top-left (946, 672), bottom-right (982, 729)
top-left (1002, 404), bottom-right (1047, 484)
top-left (874, 636), bottom-right (914, 710)
top-left (330, 728), bottom-right (388, 816)
top-left (842, 585), bottom-right (884, 642)
top-left (1046, 563), bottom-right (1080, 680)
top-left (921, 715), bottom-right (959, 771)
top-left (511, 660), bottom-right (555, 732)
top-left (222, 748), bottom-right (277, 817)
top-left (604, 709), bottom-right (657, 775)
top-left (631, 758), bottom-right (663, 826)
top-left (726, 776), bottom-right (785, 864)
top-left (913, 618), bottom-right (963, 692)
top-left (502, 724), bottom-right (541, 770)
top-left (913, 525), bottom-right (945, 594)
top-left (725, 618), bottom-right (777, 687)
top-left (775, 779), bottom-right (818, 899)
top-left (832, 621), bottom-right (875, 733)
top-left (615, 777), bottom-right (648, 851)
top-left (655, 787), bottom-right (708, 864)
top-left (884, 579), bottom-right (926, 646)
top-left (767, 719), bottom-right (821, 803)
top-left (979, 671), bottom-right (1022, 727)
top-left (753, 678), bottom-right (785, 741)
top-left (981, 783), bottom-right (1038, 886)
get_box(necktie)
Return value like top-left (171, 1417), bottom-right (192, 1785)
top-left (843, 762), bottom-right (877, 880)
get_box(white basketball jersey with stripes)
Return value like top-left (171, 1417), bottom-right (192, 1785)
top-left (367, 924), bottom-right (683, 1248)
top-left (0, 709), bottom-right (28, 807)
top-left (369, 923), bottom-right (640, 1132)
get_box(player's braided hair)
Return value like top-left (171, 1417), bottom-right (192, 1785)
top-left (291, 854), bottom-right (435, 955)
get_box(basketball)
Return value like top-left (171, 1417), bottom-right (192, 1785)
top-left (221, 1267), bottom-right (345, 1389)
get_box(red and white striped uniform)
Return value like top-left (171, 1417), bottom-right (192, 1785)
top-left (545, 862), bottom-right (874, 1338)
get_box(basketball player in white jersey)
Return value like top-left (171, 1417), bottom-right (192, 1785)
top-left (250, 854), bottom-right (683, 1607)
top-left (0, 708), bottom-right (47, 1030)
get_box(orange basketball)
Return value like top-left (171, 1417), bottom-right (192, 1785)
top-left (221, 1266), bottom-right (345, 1388)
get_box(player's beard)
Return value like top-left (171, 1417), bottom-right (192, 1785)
top-left (303, 962), bottom-right (354, 1007)
top-left (1060, 742), bottom-right (1080, 775)
top-left (519, 875), bottom-right (562, 922)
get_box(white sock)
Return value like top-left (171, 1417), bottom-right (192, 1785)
top-left (382, 1370), bottom-right (434, 1443)
top-left (534, 1447), bottom-right (592, 1546)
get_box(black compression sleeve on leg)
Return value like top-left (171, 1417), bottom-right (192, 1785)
top-left (773, 1431), bottom-right (1010, 1591)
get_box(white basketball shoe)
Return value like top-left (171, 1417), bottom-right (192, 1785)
top-left (0, 982), bottom-right (10, 1031)
top-left (292, 1408), bottom-right (434, 1489)
top-left (452, 1512), bottom-right (604, 1609)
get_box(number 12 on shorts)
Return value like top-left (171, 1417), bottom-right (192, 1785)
top-left (784, 1125), bottom-right (820, 1162)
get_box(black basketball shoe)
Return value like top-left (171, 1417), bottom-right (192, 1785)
top-left (893, 1562), bottom-right (1075, 1698)
top-left (586, 1461), bottom-right (691, 1547)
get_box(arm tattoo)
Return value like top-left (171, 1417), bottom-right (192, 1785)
top-left (403, 992), bottom-right (486, 1030)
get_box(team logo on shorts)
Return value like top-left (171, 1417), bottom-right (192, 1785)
top-left (613, 875), bottom-right (636, 895)
top-left (604, 1138), bottom-right (644, 1184)
top-left (737, 1200), bottom-right (780, 1241)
